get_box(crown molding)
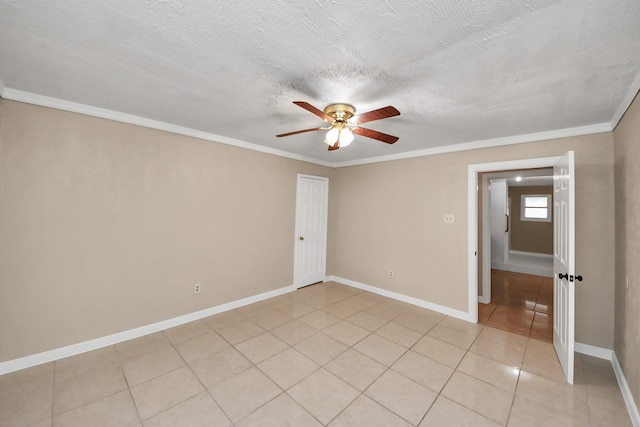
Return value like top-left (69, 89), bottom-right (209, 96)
top-left (1, 87), bottom-right (615, 169)
top-left (611, 70), bottom-right (640, 130)
top-left (332, 122), bottom-right (612, 168)
top-left (1, 88), bottom-right (334, 168)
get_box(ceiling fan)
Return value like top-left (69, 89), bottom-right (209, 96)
top-left (276, 101), bottom-right (400, 151)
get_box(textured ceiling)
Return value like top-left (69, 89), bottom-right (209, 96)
top-left (1, 0), bottom-right (639, 165)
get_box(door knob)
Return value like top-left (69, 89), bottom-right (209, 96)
top-left (299, 236), bottom-right (304, 241)
top-left (558, 273), bottom-right (569, 280)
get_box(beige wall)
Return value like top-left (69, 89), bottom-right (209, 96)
top-left (613, 92), bottom-right (640, 408)
top-left (330, 133), bottom-right (615, 348)
top-left (509, 186), bottom-right (553, 254)
top-left (0, 99), bottom-right (331, 362)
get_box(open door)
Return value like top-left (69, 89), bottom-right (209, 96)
top-left (553, 151), bottom-right (575, 384)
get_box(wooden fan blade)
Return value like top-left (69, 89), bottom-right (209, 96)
top-left (328, 142), bottom-right (340, 151)
top-left (276, 127), bottom-right (324, 138)
top-left (352, 127), bottom-right (399, 144)
top-left (293, 101), bottom-right (333, 122)
top-left (351, 106), bottom-right (400, 124)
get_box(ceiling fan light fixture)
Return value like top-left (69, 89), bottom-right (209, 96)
top-left (324, 124), bottom-right (353, 147)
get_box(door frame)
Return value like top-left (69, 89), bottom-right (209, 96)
top-left (468, 155), bottom-right (561, 321)
top-left (293, 174), bottom-right (329, 289)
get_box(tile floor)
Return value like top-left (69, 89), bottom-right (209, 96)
top-left (0, 281), bottom-right (632, 426)
top-left (479, 270), bottom-right (554, 342)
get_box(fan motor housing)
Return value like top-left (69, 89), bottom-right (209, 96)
top-left (324, 103), bottom-right (355, 122)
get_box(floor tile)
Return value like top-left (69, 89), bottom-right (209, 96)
top-left (143, 392), bottom-right (231, 427)
top-left (189, 347), bottom-right (252, 389)
top-left (515, 371), bottom-right (589, 417)
top-left (53, 365), bottom-right (127, 415)
top-left (54, 346), bottom-right (120, 383)
top-left (130, 366), bottom-right (203, 420)
top-left (234, 332), bottom-right (289, 364)
top-left (411, 335), bottom-right (466, 368)
top-left (325, 349), bottom-right (386, 391)
top-left (276, 302), bottom-right (316, 319)
top-left (115, 333), bottom-right (172, 362)
top-left (353, 334), bottom-right (406, 366)
top-left (121, 346), bottom-right (184, 386)
top-left (53, 390), bottom-right (139, 427)
top-left (441, 371), bottom-right (513, 425)
top-left (375, 322), bottom-right (423, 348)
top-left (288, 369), bottom-right (359, 425)
top-left (329, 395), bottom-right (412, 427)
top-left (295, 332), bottom-right (348, 365)
top-left (393, 312), bottom-right (440, 334)
top-left (427, 324), bottom-right (479, 349)
top-left (507, 393), bottom-right (589, 426)
top-left (458, 352), bottom-right (520, 393)
top-left (257, 348), bottom-right (319, 390)
top-left (323, 320), bottom-right (370, 346)
top-left (391, 350), bottom-right (454, 393)
top-left (209, 367), bottom-right (281, 423)
top-left (521, 339), bottom-right (566, 382)
top-left (235, 393), bottom-right (322, 427)
top-left (174, 331), bottom-right (230, 364)
top-left (323, 301), bottom-right (363, 319)
top-left (252, 309), bottom-right (294, 330)
top-left (216, 319), bottom-right (264, 345)
top-left (162, 320), bottom-right (210, 345)
top-left (365, 369), bottom-right (437, 425)
top-left (298, 310), bottom-right (342, 330)
top-left (0, 363), bottom-right (54, 427)
top-left (271, 319), bottom-right (318, 345)
top-left (202, 310), bottom-right (244, 330)
top-left (420, 396), bottom-right (501, 427)
top-left (346, 311), bottom-right (388, 332)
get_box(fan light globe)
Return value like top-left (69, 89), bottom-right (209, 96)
top-left (340, 127), bottom-right (354, 146)
top-left (325, 127), bottom-right (340, 145)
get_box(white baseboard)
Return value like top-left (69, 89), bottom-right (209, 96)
top-left (574, 343), bottom-right (639, 427)
top-left (575, 342), bottom-right (613, 360)
top-left (0, 284), bottom-right (296, 375)
top-left (478, 295), bottom-right (491, 304)
top-left (612, 352), bottom-right (640, 427)
top-left (491, 262), bottom-right (553, 278)
top-left (509, 250), bottom-right (553, 259)
top-left (326, 275), bottom-right (475, 322)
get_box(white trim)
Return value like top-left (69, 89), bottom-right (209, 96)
top-left (574, 342), bottom-right (613, 360)
top-left (470, 156), bottom-right (562, 324)
top-left (509, 250), bottom-right (553, 259)
top-left (327, 275), bottom-right (475, 322)
top-left (611, 70), bottom-right (640, 130)
top-left (491, 262), bottom-right (554, 278)
top-left (612, 352), bottom-right (640, 427)
top-left (0, 284), bottom-right (295, 375)
top-left (333, 123), bottom-right (610, 168)
top-left (1, 88), bottom-right (334, 168)
top-left (1, 88), bottom-right (613, 169)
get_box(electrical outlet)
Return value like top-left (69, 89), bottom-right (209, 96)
top-left (388, 270), bottom-right (394, 278)
top-left (194, 283), bottom-right (201, 294)
top-left (443, 214), bottom-right (455, 224)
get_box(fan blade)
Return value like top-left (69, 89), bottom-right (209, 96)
top-left (352, 127), bottom-right (399, 144)
top-left (276, 127), bottom-right (324, 138)
top-left (351, 106), bottom-right (400, 124)
top-left (293, 101), bottom-right (333, 122)
top-left (328, 143), bottom-right (340, 151)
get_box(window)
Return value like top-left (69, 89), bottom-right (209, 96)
top-left (521, 194), bottom-right (551, 222)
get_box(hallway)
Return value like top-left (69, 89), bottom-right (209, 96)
top-left (478, 270), bottom-right (553, 342)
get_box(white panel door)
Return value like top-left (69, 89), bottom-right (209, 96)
top-left (553, 151), bottom-right (575, 384)
top-left (294, 175), bottom-right (328, 288)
